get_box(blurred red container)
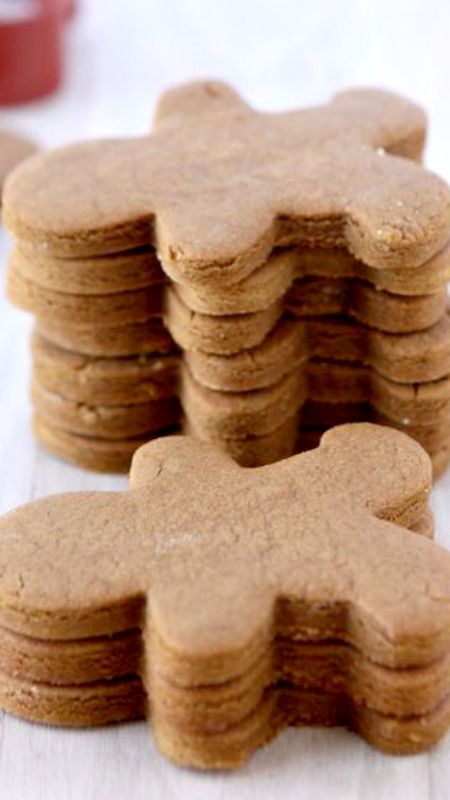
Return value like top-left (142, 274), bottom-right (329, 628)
top-left (0, 0), bottom-right (74, 105)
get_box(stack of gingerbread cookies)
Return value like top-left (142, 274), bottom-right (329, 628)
top-left (1, 426), bottom-right (450, 767)
top-left (3, 81), bottom-right (450, 474)
top-left (168, 245), bottom-right (450, 475)
top-left (6, 247), bottom-right (181, 471)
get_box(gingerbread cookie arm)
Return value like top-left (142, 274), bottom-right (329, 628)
top-left (147, 557), bottom-right (273, 684)
top-left (157, 113), bottom-right (450, 279)
top-left (276, 426), bottom-right (449, 665)
top-left (141, 426), bottom-right (432, 671)
top-left (2, 138), bottom-right (158, 255)
top-left (155, 196), bottom-right (276, 285)
top-left (340, 149), bottom-right (450, 268)
top-left (331, 88), bottom-right (426, 158)
top-left (4, 81), bottom-right (449, 277)
top-left (333, 514), bottom-right (450, 666)
top-left (0, 492), bottom-right (142, 639)
top-left (310, 423), bottom-right (432, 520)
top-left (129, 434), bottom-right (239, 491)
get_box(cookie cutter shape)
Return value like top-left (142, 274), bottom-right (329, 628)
top-left (174, 303), bottom-right (450, 384)
top-left (3, 82), bottom-right (450, 279)
top-left (0, 425), bottom-right (450, 767)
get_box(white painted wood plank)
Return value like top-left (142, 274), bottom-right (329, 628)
top-left (0, 0), bottom-right (450, 796)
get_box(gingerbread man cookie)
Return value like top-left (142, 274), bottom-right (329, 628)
top-left (3, 82), bottom-right (450, 276)
top-left (0, 424), bottom-right (449, 768)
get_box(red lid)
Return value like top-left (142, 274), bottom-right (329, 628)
top-left (0, 0), bottom-right (74, 105)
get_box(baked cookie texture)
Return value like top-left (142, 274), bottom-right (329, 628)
top-left (3, 80), bottom-right (450, 473)
top-left (0, 425), bottom-right (450, 768)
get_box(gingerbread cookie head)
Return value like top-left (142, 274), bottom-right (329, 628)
top-left (3, 81), bottom-right (449, 282)
top-left (0, 424), bottom-right (450, 767)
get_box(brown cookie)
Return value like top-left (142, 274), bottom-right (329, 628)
top-left (189, 350), bottom-right (450, 429)
top-left (185, 413), bottom-right (301, 468)
top-left (0, 597), bottom-right (447, 730)
top-left (11, 244), bottom-right (164, 294)
top-left (181, 366), bottom-right (305, 439)
top-left (0, 623), bottom-right (141, 685)
top-left (167, 288), bottom-right (450, 382)
top-left (306, 310), bottom-right (450, 384)
top-left (288, 243), bottom-right (450, 296)
top-left (3, 82), bottom-right (449, 279)
top-left (285, 277), bottom-right (447, 333)
top-left (0, 425), bottom-right (450, 768)
top-left (306, 360), bottom-right (450, 426)
top-left (35, 413), bottom-right (299, 473)
top-left (2, 673), bottom-right (450, 755)
top-left (165, 286), bottom-right (284, 355)
top-left (0, 535), bottom-right (438, 688)
top-left (32, 333), bottom-right (179, 405)
top-left (0, 670), bottom-right (145, 727)
top-left (7, 261), bottom-right (164, 324)
top-left (32, 380), bottom-right (181, 440)
top-left (184, 365), bottom-right (450, 461)
top-left (36, 316), bottom-right (175, 358)
top-left (4, 81), bottom-right (450, 478)
top-left (296, 426), bottom-right (448, 480)
top-left (298, 401), bottom-right (449, 450)
top-left (184, 318), bottom-right (306, 392)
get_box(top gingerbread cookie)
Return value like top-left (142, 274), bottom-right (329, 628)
top-left (3, 81), bottom-right (450, 286)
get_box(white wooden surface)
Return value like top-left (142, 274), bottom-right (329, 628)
top-left (1, 1), bottom-right (450, 797)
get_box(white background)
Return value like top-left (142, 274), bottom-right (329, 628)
top-left (1, 1), bottom-right (450, 798)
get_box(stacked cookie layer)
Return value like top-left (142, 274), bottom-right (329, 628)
top-left (4, 81), bottom-right (450, 473)
top-left (166, 244), bottom-right (450, 476)
top-left (8, 245), bottom-right (181, 471)
top-left (8, 240), bottom-right (450, 475)
top-left (1, 428), bottom-right (450, 768)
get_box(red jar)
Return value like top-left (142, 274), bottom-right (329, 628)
top-left (0, 0), bottom-right (74, 105)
